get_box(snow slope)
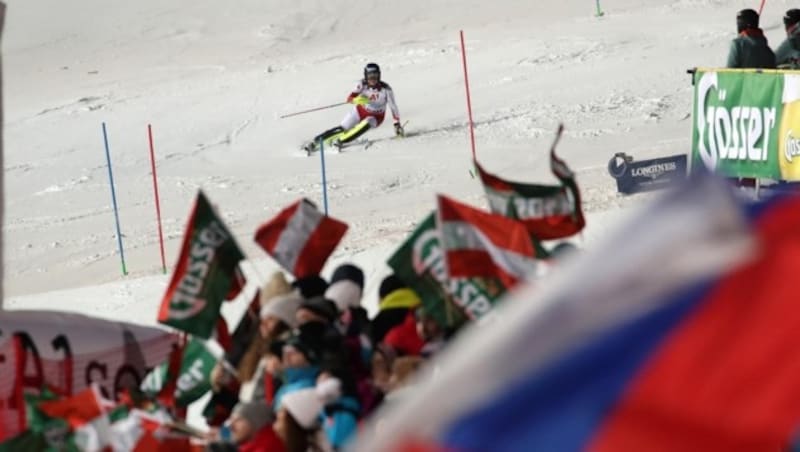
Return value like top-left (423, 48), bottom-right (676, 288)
top-left (5, 0), bottom-right (791, 312)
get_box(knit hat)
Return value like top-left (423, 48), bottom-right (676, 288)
top-left (297, 296), bottom-right (338, 323)
top-left (259, 271), bottom-right (293, 308)
top-left (230, 401), bottom-right (272, 431)
top-left (282, 378), bottom-right (342, 429)
top-left (284, 327), bottom-right (324, 365)
top-left (737, 9), bottom-right (759, 32)
top-left (325, 264), bottom-right (364, 312)
top-left (292, 275), bottom-right (329, 299)
top-left (379, 274), bottom-right (407, 300)
top-left (260, 291), bottom-right (303, 328)
top-left (785, 9), bottom-right (800, 29)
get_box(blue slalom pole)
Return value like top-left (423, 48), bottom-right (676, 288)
top-left (102, 122), bottom-right (128, 276)
top-left (319, 137), bottom-right (329, 215)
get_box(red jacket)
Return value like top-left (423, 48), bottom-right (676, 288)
top-left (383, 311), bottom-right (424, 356)
top-left (238, 425), bottom-right (286, 452)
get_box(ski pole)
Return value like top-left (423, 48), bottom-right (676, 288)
top-left (280, 102), bottom-right (348, 119)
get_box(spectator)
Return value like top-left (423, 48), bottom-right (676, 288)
top-left (370, 275), bottom-right (421, 344)
top-left (416, 308), bottom-right (448, 358)
top-left (238, 291), bottom-right (303, 402)
top-left (776, 9), bottom-right (800, 69)
top-left (273, 332), bottom-right (323, 410)
top-left (223, 401), bottom-right (285, 452)
top-left (317, 368), bottom-right (360, 450)
top-left (275, 379), bottom-right (342, 452)
top-left (727, 9), bottom-right (776, 69)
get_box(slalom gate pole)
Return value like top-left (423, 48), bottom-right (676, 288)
top-left (319, 137), bottom-right (329, 215)
top-left (460, 30), bottom-right (477, 163)
top-left (102, 122), bottom-right (128, 276)
top-left (758, 0), bottom-right (766, 15)
top-left (148, 124), bottom-right (167, 274)
top-left (596, 0), bottom-right (605, 16)
top-left (280, 102), bottom-right (348, 119)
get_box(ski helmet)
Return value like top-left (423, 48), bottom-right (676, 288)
top-left (737, 9), bottom-right (759, 32)
top-left (364, 63), bottom-right (381, 81)
top-left (784, 9), bottom-right (800, 29)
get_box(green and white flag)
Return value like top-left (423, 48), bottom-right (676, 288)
top-left (388, 213), bottom-right (504, 327)
top-left (158, 191), bottom-right (245, 338)
top-left (140, 338), bottom-right (217, 407)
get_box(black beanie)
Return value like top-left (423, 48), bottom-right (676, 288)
top-left (737, 9), bottom-right (759, 32)
top-left (379, 274), bottom-right (407, 299)
top-left (785, 9), bottom-right (800, 29)
top-left (330, 264), bottom-right (364, 289)
top-left (298, 296), bottom-right (338, 323)
top-left (292, 275), bottom-right (329, 299)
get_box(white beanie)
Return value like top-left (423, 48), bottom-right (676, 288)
top-left (325, 280), bottom-right (362, 312)
top-left (260, 290), bottom-right (302, 328)
top-left (282, 378), bottom-right (342, 429)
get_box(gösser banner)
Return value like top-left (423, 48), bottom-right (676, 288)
top-left (692, 69), bottom-right (800, 181)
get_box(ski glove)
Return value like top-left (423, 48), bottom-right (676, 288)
top-left (394, 122), bottom-right (405, 137)
top-left (351, 95), bottom-right (370, 106)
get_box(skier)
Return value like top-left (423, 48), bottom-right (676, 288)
top-left (303, 63), bottom-right (404, 154)
top-left (776, 9), bottom-right (800, 69)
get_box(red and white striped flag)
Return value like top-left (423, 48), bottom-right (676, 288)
top-left (437, 195), bottom-right (539, 288)
top-left (254, 199), bottom-right (348, 278)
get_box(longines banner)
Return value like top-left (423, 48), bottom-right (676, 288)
top-left (691, 68), bottom-right (800, 181)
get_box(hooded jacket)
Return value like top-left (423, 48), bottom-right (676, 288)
top-left (727, 28), bottom-right (777, 69)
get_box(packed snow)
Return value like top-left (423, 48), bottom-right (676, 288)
top-left (4, 0), bottom-right (790, 332)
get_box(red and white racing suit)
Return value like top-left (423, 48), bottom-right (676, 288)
top-left (341, 80), bottom-right (400, 130)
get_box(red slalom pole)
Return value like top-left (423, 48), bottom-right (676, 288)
top-left (758, 0), bottom-right (766, 15)
top-left (148, 124), bottom-right (167, 274)
top-left (460, 30), bottom-right (477, 161)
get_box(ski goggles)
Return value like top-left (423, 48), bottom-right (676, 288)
top-left (365, 71), bottom-right (380, 80)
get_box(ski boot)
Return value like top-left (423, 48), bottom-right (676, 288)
top-left (303, 141), bottom-right (318, 156)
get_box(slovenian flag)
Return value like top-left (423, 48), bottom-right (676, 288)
top-left (354, 173), bottom-right (800, 452)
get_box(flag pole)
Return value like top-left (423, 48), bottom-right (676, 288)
top-left (319, 137), bottom-right (329, 215)
top-left (102, 122), bottom-right (128, 276)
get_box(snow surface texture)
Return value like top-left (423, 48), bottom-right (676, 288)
top-left (6, 0), bottom-right (789, 322)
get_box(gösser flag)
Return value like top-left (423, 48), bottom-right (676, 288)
top-left (437, 195), bottom-right (539, 288)
top-left (254, 198), bottom-right (348, 278)
top-left (158, 191), bottom-right (245, 339)
top-left (475, 125), bottom-right (585, 240)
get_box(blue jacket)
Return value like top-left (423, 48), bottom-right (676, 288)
top-left (322, 396), bottom-right (360, 450)
top-left (272, 365), bottom-right (319, 410)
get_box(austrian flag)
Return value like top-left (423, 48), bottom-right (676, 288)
top-left (254, 199), bottom-right (348, 278)
top-left (437, 195), bottom-right (540, 288)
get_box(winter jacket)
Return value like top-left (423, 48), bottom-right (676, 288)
top-left (237, 425), bottom-right (286, 452)
top-left (273, 365), bottom-right (320, 410)
top-left (370, 289), bottom-right (421, 344)
top-left (383, 311), bottom-right (424, 356)
top-left (727, 28), bottom-right (776, 69)
top-left (776, 25), bottom-right (800, 69)
top-left (322, 396), bottom-right (360, 450)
